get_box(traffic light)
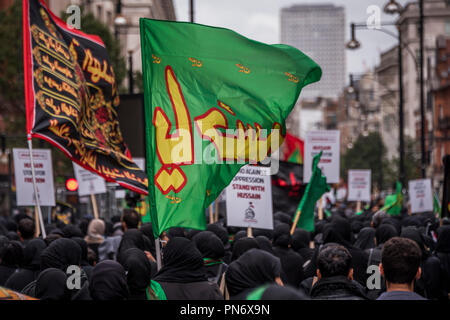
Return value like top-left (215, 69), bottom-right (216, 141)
top-left (65, 178), bottom-right (79, 192)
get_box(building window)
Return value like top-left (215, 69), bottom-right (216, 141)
top-left (97, 5), bottom-right (103, 22)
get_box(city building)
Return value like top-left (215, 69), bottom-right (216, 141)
top-left (397, 0), bottom-right (450, 176)
top-left (376, 46), bottom-right (399, 161)
top-left (280, 4), bottom-right (346, 99)
top-left (431, 35), bottom-right (450, 189)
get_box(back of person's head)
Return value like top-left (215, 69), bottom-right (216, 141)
top-left (61, 224), bottom-right (83, 239)
top-left (273, 223), bottom-right (291, 248)
top-left (231, 237), bottom-right (260, 261)
top-left (90, 260), bottom-right (129, 300)
top-left (1, 241), bottom-right (24, 267)
top-left (121, 209), bottom-right (140, 230)
top-left (167, 227), bottom-right (186, 239)
top-left (40, 238), bottom-right (81, 271)
top-left (381, 237), bottom-right (422, 285)
top-left (206, 223), bottom-right (230, 246)
top-left (192, 231), bottom-right (225, 260)
top-left (35, 268), bottom-right (70, 300)
top-left (18, 218), bottom-right (35, 240)
top-left (375, 224), bottom-right (398, 246)
top-left (317, 244), bottom-right (352, 278)
top-left (291, 229), bottom-right (310, 251)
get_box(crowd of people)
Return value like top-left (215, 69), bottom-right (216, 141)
top-left (0, 202), bottom-right (449, 300)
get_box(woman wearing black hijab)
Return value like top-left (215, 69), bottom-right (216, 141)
top-left (255, 236), bottom-right (275, 255)
top-left (119, 248), bottom-right (157, 300)
top-left (271, 223), bottom-right (305, 288)
top-left (354, 227), bottom-right (376, 250)
top-left (434, 226), bottom-right (450, 300)
top-left (401, 226), bottom-right (441, 299)
top-left (207, 224), bottom-right (232, 264)
top-left (71, 237), bottom-right (93, 281)
top-left (0, 241), bottom-right (23, 286)
top-left (225, 248), bottom-right (283, 299)
top-left (291, 229), bottom-right (314, 261)
top-left (90, 260), bottom-right (129, 300)
top-left (5, 238), bottom-right (47, 291)
top-left (35, 268), bottom-right (70, 300)
top-left (152, 237), bottom-right (223, 300)
top-left (231, 237), bottom-right (260, 261)
top-left (192, 231), bottom-right (227, 285)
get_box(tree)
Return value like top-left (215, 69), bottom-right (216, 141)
top-left (341, 132), bottom-right (388, 191)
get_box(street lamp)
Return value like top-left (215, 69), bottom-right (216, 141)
top-left (383, 0), bottom-right (403, 15)
top-left (114, 0), bottom-right (126, 40)
top-left (346, 23), bottom-right (361, 50)
top-left (346, 21), bottom-right (406, 186)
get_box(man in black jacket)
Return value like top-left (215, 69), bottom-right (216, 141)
top-left (310, 244), bottom-right (368, 300)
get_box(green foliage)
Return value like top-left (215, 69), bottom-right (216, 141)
top-left (341, 132), bottom-right (388, 191)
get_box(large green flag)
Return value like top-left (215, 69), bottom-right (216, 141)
top-left (382, 181), bottom-right (403, 216)
top-left (140, 19), bottom-right (322, 237)
top-left (294, 151), bottom-right (330, 232)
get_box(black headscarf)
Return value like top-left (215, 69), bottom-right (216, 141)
top-left (291, 229), bottom-right (310, 250)
top-left (233, 230), bottom-right (248, 243)
top-left (206, 224), bottom-right (230, 247)
top-left (90, 260), bottom-right (129, 300)
top-left (1, 240), bottom-right (23, 267)
top-left (62, 224), bottom-right (84, 238)
top-left (225, 249), bottom-right (281, 297)
top-left (330, 217), bottom-right (353, 243)
top-left (167, 227), bottom-right (186, 239)
top-left (23, 238), bottom-right (47, 270)
top-left (375, 224), bottom-right (398, 246)
top-left (436, 226), bottom-right (450, 253)
top-left (354, 227), bottom-right (376, 250)
top-left (40, 238), bottom-right (81, 271)
top-left (71, 237), bottom-right (89, 265)
top-left (117, 229), bottom-right (146, 261)
top-left (381, 217), bottom-right (402, 234)
top-left (273, 223), bottom-right (291, 248)
top-left (255, 236), bottom-right (274, 255)
top-left (231, 237), bottom-right (260, 261)
top-left (400, 226), bottom-right (427, 257)
top-left (192, 231), bottom-right (225, 260)
top-left (6, 231), bottom-right (20, 241)
top-left (35, 268), bottom-right (70, 300)
top-left (120, 248), bottom-right (152, 300)
top-left (153, 237), bottom-right (207, 283)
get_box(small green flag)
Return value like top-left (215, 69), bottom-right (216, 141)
top-left (382, 181), bottom-right (403, 215)
top-left (434, 192), bottom-right (442, 218)
top-left (294, 151), bottom-right (330, 232)
top-left (140, 19), bottom-right (322, 237)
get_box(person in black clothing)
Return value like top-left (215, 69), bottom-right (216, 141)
top-left (377, 237), bottom-right (426, 300)
top-left (271, 223), bottom-right (305, 288)
top-left (310, 244), bottom-right (368, 300)
top-left (255, 236), bottom-right (275, 255)
top-left (354, 227), bottom-right (376, 251)
top-left (5, 238), bottom-right (46, 291)
top-left (90, 260), bottom-right (129, 300)
top-left (225, 248), bottom-right (283, 300)
top-left (152, 237), bottom-right (223, 300)
top-left (119, 248), bottom-right (153, 300)
top-left (400, 226), bottom-right (441, 299)
top-left (291, 229), bottom-right (314, 261)
top-left (231, 237), bottom-right (259, 261)
top-left (34, 268), bottom-right (70, 300)
top-left (207, 224), bottom-right (232, 264)
top-left (192, 231), bottom-right (227, 285)
top-left (71, 237), bottom-right (94, 281)
top-left (434, 226), bottom-right (450, 300)
top-left (0, 240), bottom-right (23, 286)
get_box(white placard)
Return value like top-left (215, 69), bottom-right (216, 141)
top-left (304, 130), bottom-right (340, 183)
top-left (336, 187), bottom-right (347, 201)
top-left (226, 165), bottom-right (273, 230)
top-left (73, 163), bottom-right (106, 196)
top-left (408, 179), bottom-right (433, 213)
top-left (347, 170), bottom-right (372, 202)
top-left (13, 148), bottom-right (55, 206)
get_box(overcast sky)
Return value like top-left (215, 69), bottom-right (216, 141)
top-left (172, 0), bottom-right (409, 84)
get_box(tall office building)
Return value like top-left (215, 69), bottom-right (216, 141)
top-left (281, 4), bottom-right (346, 99)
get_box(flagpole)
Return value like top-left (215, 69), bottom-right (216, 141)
top-left (27, 138), bottom-right (46, 238)
top-left (318, 195), bottom-right (324, 220)
top-left (214, 200), bottom-right (219, 223)
top-left (90, 194), bottom-right (99, 220)
top-left (155, 238), bottom-right (162, 271)
top-left (209, 204), bottom-right (213, 224)
top-left (290, 209), bottom-right (301, 235)
top-left (356, 201), bottom-right (361, 213)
